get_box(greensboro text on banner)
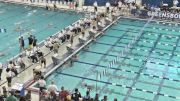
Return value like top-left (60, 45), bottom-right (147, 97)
top-left (147, 11), bottom-right (180, 19)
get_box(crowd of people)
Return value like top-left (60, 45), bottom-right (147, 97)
top-left (37, 77), bottom-right (118, 101)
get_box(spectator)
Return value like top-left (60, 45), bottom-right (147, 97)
top-left (8, 61), bottom-right (18, 76)
top-left (6, 68), bottom-right (12, 87)
top-left (101, 95), bottom-right (107, 101)
top-left (53, 41), bottom-right (60, 54)
top-left (28, 35), bottom-right (34, 49)
top-left (59, 34), bottom-right (66, 44)
top-left (25, 90), bottom-right (31, 101)
top-left (33, 36), bottom-right (37, 47)
top-left (52, 54), bottom-right (59, 66)
top-left (0, 95), bottom-right (4, 101)
top-left (90, 98), bottom-right (94, 101)
top-left (83, 91), bottom-right (90, 101)
top-left (59, 86), bottom-right (69, 101)
top-left (29, 51), bottom-right (38, 63)
top-left (17, 55), bottom-right (25, 68)
top-left (5, 91), bottom-right (18, 101)
top-left (0, 62), bottom-right (3, 81)
top-left (36, 48), bottom-right (43, 58)
top-left (118, 0), bottom-right (122, 10)
top-left (49, 91), bottom-right (57, 101)
top-left (75, 1), bottom-right (78, 10)
top-left (19, 97), bottom-right (26, 101)
top-left (93, 1), bottom-right (98, 12)
top-left (94, 93), bottom-right (99, 101)
top-left (19, 36), bottom-right (25, 52)
top-left (53, 4), bottom-right (58, 10)
top-left (40, 56), bottom-right (46, 68)
top-left (47, 81), bottom-right (58, 93)
top-left (2, 86), bottom-right (7, 98)
top-left (49, 36), bottom-right (55, 44)
top-left (44, 39), bottom-right (53, 51)
top-left (70, 35), bottom-right (74, 45)
top-left (71, 88), bottom-right (81, 101)
top-left (38, 76), bottom-right (46, 93)
top-left (106, 2), bottom-right (111, 13)
top-left (33, 68), bottom-right (42, 80)
top-left (114, 98), bottom-right (117, 101)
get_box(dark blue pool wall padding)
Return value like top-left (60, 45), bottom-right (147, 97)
top-left (84, 0), bottom-right (119, 6)
top-left (142, 0), bottom-right (174, 7)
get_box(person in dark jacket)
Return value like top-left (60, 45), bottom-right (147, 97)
top-left (33, 36), bottom-right (37, 47)
top-left (71, 88), bottom-right (81, 101)
top-left (28, 35), bottom-right (33, 49)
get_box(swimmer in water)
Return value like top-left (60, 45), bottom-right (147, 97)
top-left (47, 23), bottom-right (53, 28)
top-left (0, 52), bottom-right (5, 57)
top-left (14, 26), bottom-right (21, 32)
top-left (42, 13), bottom-right (48, 16)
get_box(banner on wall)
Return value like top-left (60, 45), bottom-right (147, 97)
top-left (147, 11), bottom-right (180, 19)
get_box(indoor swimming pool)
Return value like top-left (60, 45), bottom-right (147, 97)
top-left (45, 18), bottom-right (180, 101)
top-left (0, 2), bottom-right (84, 63)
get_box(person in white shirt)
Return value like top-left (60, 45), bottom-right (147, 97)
top-left (118, 0), bottom-right (122, 10)
top-left (93, 1), bottom-right (98, 12)
top-left (106, 2), bottom-right (110, 13)
top-left (0, 63), bottom-right (3, 81)
top-left (44, 39), bottom-right (53, 51)
top-left (47, 81), bottom-right (58, 93)
top-left (6, 68), bottom-right (12, 87)
top-left (58, 31), bottom-right (64, 39)
top-left (17, 55), bottom-right (25, 68)
top-left (8, 61), bottom-right (18, 76)
top-left (49, 36), bottom-right (54, 44)
top-left (29, 50), bottom-right (38, 63)
top-left (38, 76), bottom-right (46, 92)
top-left (174, 0), bottom-right (179, 7)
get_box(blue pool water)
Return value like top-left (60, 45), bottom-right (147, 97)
top-left (45, 18), bottom-right (180, 101)
top-left (0, 2), bottom-right (84, 63)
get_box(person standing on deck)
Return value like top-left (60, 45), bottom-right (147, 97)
top-left (53, 41), bottom-right (60, 54)
top-left (101, 95), bottom-right (108, 101)
top-left (19, 36), bottom-right (25, 52)
top-left (0, 62), bottom-right (3, 81)
top-left (118, 0), bottom-right (122, 11)
top-left (93, 1), bottom-right (98, 12)
top-left (70, 35), bottom-right (74, 45)
top-left (6, 91), bottom-right (18, 101)
top-left (71, 88), bottom-right (81, 101)
top-left (38, 76), bottom-right (46, 93)
top-left (17, 55), bottom-right (25, 68)
top-left (106, 1), bottom-right (111, 14)
top-left (59, 86), bottom-right (69, 101)
top-left (28, 35), bottom-right (33, 49)
top-left (33, 36), bottom-right (37, 47)
top-left (40, 55), bottom-right (46, 68)
top-left (6, 68), bottom-right (12, 87)
top-left (47, 81), bottom-right (58, 93)
top-left (94, 93), bottom-right (99, 101)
